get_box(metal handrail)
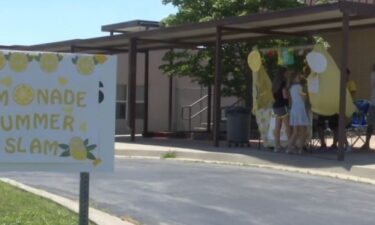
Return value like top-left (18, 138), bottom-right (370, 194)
top-left (182, 95), bottom-right (208, 108)
top-left (181, 94), bottom-right (245, 132)
top-left (181, 95), bottom-right (209, 132)
top-left (191, 107), bottom-right (208, 120)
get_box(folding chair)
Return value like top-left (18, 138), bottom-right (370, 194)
top-left (347, 99), bottom-right (370, 148)
top-left (308, 114), bottom-right (334, 151)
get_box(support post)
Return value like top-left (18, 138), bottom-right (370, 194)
top-left (338, 11), bottom-right (350, 161)
top-left (168, 49), bottom-right (174, 132)
top-left (168, 76), bottom-right (173, 131)
top-left (128, 38), bottom-right (137, 142)
top-left (143, 51), bottom-right (149, 136)
top-left (79, 172), bottom-right (90, 225)
top-left (207, 85), bottom-right (212, 133)
top-left (213, 27), bottom-right (223, 147)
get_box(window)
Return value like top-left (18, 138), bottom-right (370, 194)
top-left (135, 102), bottom-right (145, 119)
top-left (116, 85), bottom-right (145, 120)
top-left (116, 100), bottom-right (127, 119)
top-left (116, 85), bottom-right (127, 119)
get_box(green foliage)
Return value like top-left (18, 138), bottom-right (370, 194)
top-left (0, 181), bottom-right (96, 225)
top-left (161, 0), bottom-right (305, 26)
top-left (159, 0), bottom-right (315, 99)
top-left (161, 151), bottom-right (177, 159)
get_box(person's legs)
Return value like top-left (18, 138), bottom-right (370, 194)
top-left (274, 117), bottom-right (282, 151)
top-left (316, 115), bottom-right (327, 148)
top-left (329, 115), bottom-right (339, 149)
top-left (283, 115), bottom-right (291, 140)
top-left (329, 115), bottom-right (350, 149)
top-left (330, 127), bottom-right (338, 149)
top-left (287, 126), bottom-right (297, 153)
top-left (296, 126), bottom-right (308, 153)
top-left (317, 127), bottom-right (326, 148)
top-left (362, 105), bottom-right (375, 150)
top-left (361, 124), bottom-right (373, 150)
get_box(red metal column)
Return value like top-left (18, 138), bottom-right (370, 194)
top-left (128, 38), bottom-right (137, 142)
top-left (213, 27), bottom-right (223, 147)
top-left (338, 11), bottom-right (350, 161)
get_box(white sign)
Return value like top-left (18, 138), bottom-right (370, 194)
top-left (308, 75), bottom-right (320, 94)
top-left (0, 50), bottom-right (116, 172)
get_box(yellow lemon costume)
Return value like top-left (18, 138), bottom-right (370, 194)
top-left (307, 44), bottom-right (356, 117)
top-left (248, 50), bottom-right (278, 147)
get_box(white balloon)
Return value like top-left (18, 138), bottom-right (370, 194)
top-left (306, 51), bottom-right (327, 73)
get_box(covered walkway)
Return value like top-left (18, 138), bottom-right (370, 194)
top-left (4, 0), bottom-right (375, 161)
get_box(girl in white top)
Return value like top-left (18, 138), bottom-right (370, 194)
top-left (287, 71), bottom-right (310, 153)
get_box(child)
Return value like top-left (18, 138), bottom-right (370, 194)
top-left (287, 71), bottom-right (310, 154)
top-left (272, 67), bottom-right (290, 152)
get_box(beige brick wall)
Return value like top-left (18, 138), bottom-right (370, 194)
top-left (323, 28), bottom-right (375, 100)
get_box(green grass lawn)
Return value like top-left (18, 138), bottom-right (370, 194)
top-left (0, 181), bottom-right (96, 225)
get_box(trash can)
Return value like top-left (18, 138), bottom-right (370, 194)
top-left (225, 106), bottom-right (250, 147)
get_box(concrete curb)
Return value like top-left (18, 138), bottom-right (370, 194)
top-left (0, 178), bottom-right (134, 225)
top-left (117, 154), bottom-right (375, 186)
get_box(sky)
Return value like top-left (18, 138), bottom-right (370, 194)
top-left (0, 0), bottom-right (176, 46)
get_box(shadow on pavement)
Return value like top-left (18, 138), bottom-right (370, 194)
top-left (115, 136), bottom-right (375, 172)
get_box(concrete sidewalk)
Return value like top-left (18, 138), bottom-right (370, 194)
top-left (115, 137), bottom-right (375, 183)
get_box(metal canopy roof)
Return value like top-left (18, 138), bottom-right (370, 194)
top-left (101, 20), bottom-right (160, 34)
top-left (11, 1), bottom-right (375, 54)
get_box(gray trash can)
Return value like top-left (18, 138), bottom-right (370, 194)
top-left (225, 107), bottom-right (250, 147)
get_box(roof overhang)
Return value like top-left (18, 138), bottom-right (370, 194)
top-left (101, 20), bottom-right (160, 34)
top-left (5, 1), bottom-right (375, 54)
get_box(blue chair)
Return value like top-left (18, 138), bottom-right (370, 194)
top-left (347, 99), bottom-right (370, 147)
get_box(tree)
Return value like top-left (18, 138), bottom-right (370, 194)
top-left (159, 0), bottom-right (313, 103)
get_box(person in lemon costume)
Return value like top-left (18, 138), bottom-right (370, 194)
top-left (307, 44), bottom-right (356, 117)
top-left (248, 50), bottom-right (281, 147)
top-left (307, 44), bottom-right (356, 149)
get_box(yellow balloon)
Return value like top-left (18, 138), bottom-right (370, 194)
top-left (307, 44), bottom-right (356, 117)
top-left (247, 50), bottom-right (261, 72)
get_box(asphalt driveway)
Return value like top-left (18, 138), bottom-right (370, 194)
top-left (1, 158), bottom-right (375, 225)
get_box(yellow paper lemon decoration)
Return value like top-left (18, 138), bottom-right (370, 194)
top-left (39, 53), bottom-right (62, 73)
top-left (247, 50), bottom-right (262, 73)
top-left (93, 158), bottom-right (102, 166)
top-left (58, 76), bottom-right (68, 85)
top-left (63, 106), bottom-right (73, 114)
top-left (59, 137), bottom-right (98, 161)
top-left (0, 76), bottom-right (13, 88)
top-left (69, 137), bottom-right (87, 160)
top-left (13, 84), bottom-right (34, 106)
top-left (80, 122), bottom-right (88, 133)
top-left (76, 56), bottom-right (95, 75)
top-left (9, 53), bottom-right (29, 73)
top-left (0, 52), bottom-right (6, 70)
top-left (94, 54), bottom-right (108, 64)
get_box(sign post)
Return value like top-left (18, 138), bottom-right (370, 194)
top-left (79, 172), bottom-right (90, 225)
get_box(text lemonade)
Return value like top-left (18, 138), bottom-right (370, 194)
top-left (0, 87), bottom-right (87, 156)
